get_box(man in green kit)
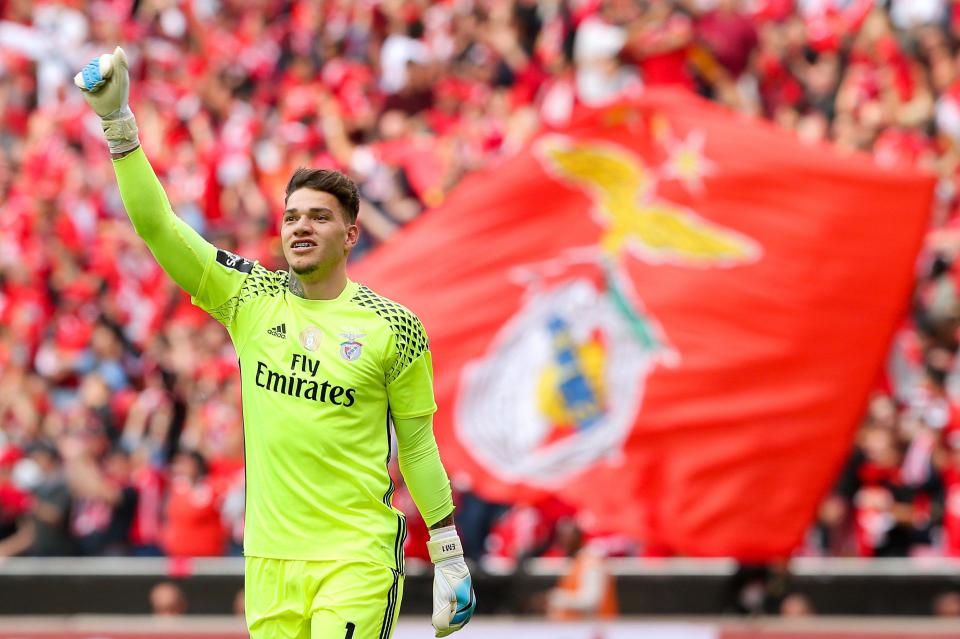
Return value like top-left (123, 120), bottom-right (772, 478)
top-left (75, 47), bottom-right (475, 639)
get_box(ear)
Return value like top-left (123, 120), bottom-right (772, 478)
top-left (345, 222), bottom-right (360, 251)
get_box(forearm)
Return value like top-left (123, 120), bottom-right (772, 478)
top-left (64, 454), bottom-right (120, 504)
top-left (32, 501), bottom-right (63, 525)
top-left (0, 519), bottom-right (34, 557)
top-left (112, 146), bottom-right (213, 296)
top-left (394, 414), bottom-right (455, 527)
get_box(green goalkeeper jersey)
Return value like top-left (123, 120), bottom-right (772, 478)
top-left (113, 147), bottom-right (452, 569)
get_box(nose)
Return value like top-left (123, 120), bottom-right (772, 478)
top-left (291, 216), bottom-right (312, 234)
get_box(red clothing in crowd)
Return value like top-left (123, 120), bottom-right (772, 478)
top-left (162, 478), bottom-right (226, 557)
top-left (129, 464), bottom-right (165, 549)
top-left (944, 466), bottom-right (960, 557)
top-left (696, 8), bottom-right (758, 78)
top-left (633, 13), bottom-right (696, 90)
top-left (0, 482), bottom-right (32, 520)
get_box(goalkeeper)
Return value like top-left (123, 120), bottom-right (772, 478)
top-left (75, 47), bottom-right (475, 639)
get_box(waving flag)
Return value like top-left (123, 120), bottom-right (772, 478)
top-left (353, 89), bottom-right (934, 560)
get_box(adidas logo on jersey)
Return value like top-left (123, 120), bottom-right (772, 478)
top-left (267, 323), bottom-right (286, 339)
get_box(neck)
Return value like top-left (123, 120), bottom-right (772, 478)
top-left (288, 266), bottom-right (348, 300)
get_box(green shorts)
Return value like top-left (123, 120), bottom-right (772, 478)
top-left (244, 556), bottom-right (404, 639)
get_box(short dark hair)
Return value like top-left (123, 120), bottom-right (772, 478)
top-left (284, 168), bottom-right (360, 224)
top-left (179, 448), bottom-right (208, 477)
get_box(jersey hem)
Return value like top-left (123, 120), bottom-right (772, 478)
top-left (389, 405), bottom-right (438, 420)
top-left (242, 551), bottom-right (404, 567)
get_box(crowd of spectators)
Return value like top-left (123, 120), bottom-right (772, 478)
top-left (3, 0), bottom-right (960, 565)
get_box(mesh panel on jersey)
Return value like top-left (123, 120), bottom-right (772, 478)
top-left (350, 285), bottom-right (428, 384)
top-left (209, 264), bottom-right (288, 326)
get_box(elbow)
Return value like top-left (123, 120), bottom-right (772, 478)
top-left (129, 216), bottom-right (160, 241)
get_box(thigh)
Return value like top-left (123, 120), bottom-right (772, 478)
top-left (309, 563), bottom-right (404, 639)
top-left (245, 556), bottom-right (311, 639)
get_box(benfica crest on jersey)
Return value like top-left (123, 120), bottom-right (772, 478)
top-left (339, 331), bottom-right (365, 361)
top-left (340, 340), bottom-right (362, 361)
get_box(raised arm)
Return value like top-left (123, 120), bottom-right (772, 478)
top-left (75, 47), bottom-right (214, 297)
top-left (112, 147), bottom-right (213, 297)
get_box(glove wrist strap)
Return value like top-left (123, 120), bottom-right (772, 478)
top-left (102, 106), bottom-right (139, 154)
top-left (428, 527), bottom-right (464, 564)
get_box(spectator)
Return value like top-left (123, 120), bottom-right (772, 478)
top-left (74, 321), bottom-right (135, 392)
top-left (940, 437), bottom-right (960, 555)
top-left (843, 426), bottom-right (917, 557)
top-left (628, 0), bottom-right (697, 91)
top-left (724, 562), bottom-right (794, 615)
top-left (573, 0), bottom-right (640, 105)
top-left (219, 472), bottom-right (245, 557)
top-left (65, 443), bottom-right (138, 556)
top-left (161, 449), bottom-right (226, 557)
top-left (933, 590), bottom-right (960, 617)
top-left (149, 580), bottom-right (188, 616)
top-left (486, 494), bottom-right (575, 561)
top-left (0, 446), bottom-right (31, 553)
top-left (128, 442), bottom-right (166, 557)
top-left (695, 0), bottom-right (759, 81)
top-left (0, 442), bottom-right (73, 556)
top-left (233, 587), bottom-right (245, 617)
top-left (380, 16), bottom-right (431, 96)
top-left (889, 0), bottom-right (947, 30)
top-left (780, 592), bottom-right (816, 617)
top-left (544, 517), bottom-right (618, 621)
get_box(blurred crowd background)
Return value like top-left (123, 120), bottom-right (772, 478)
top-left (3, 0), bottom-right (960, 568)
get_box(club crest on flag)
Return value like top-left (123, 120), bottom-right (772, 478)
top-left (457, 261), bottom-right (666, 485)
top-left (456, 131), bottom-right (759, 486)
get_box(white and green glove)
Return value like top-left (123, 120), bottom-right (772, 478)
top-left (74, 46), bottom-right (139, 154)
top-left (427, 526), bottom-right (476, 637)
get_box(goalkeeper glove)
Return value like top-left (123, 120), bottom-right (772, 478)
top-left (427, 526), bottom-right (476, 637)
top-left (73, 46), bottom-right (139, 154)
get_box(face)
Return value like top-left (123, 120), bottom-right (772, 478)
top-left (281, 188), bottom-right (359, 281)
top-left (171, 453), bottom-right (199, 482)
top-left (104, 451), bottom-right (130, 480)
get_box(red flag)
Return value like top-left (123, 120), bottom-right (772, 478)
top-left (353, 89), bottom-right (935, 560)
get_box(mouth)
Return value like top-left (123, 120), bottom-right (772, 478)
top-left (290, 240), bottom-right (317, 255)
